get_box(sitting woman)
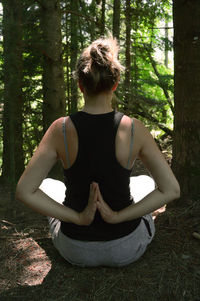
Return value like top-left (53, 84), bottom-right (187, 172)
top-left (16, 36), bottom-right (180, 267)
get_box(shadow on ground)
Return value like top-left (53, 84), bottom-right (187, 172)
top-left (1, 204), bottom-right (200, 301)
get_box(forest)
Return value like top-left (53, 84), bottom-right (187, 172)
top-left (0, 0), bottom-right (200, 300)
top-left (0, 0), bottom-right (199, 201)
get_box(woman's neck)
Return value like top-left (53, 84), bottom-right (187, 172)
top-left (82, 91), bottom-right (113, 114)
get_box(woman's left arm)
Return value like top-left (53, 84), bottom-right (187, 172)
top-left (16, 119), bottom-right (97, 226)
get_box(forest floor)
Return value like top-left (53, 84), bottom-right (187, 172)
top-left (0, 159), bottom-right (200, 301)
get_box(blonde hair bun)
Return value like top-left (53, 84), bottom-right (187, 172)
top-left (74, 36), bottom-right (124, 95)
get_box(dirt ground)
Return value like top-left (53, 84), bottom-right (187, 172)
top-left (0, 160), bottom-right (200, 301)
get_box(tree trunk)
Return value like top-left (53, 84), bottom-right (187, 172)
top-left (132, 2), bottom-right (139, 93)
top-left (111, 0), bottom-right (121, 110)
top-left (172, 0), bottom-right (200, 201)
top-left (124, 0), bottom-right (131, 112)
top-left (41, 0), bottom-right (66, 180)
top-left (112, 0), bottom-right (120, 40)
top-left (164, 20), bottom-right (169, 68)
top-left (2, 0), bottom-right (24, 190)
top-left (100, 0), bottom-right (106, 36)
top-left (65, 4), bottom-right (71, 114)
top-left (89, 0), bottom-right (97, 41)
top-left (70, 0), bottom-right (78, 114)
top-left (41, 0), bottom-right (66, 133)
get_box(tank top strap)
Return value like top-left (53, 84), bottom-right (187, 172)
top-left (113, 111), bottom-right (124, 135)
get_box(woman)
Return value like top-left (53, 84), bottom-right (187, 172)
top-left (16, 36), bottom-right (180, 267)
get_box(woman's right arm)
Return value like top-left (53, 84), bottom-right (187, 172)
top-left (16, 119), bottom-right (98, 226)
top-left (97, 120), bottom-right (180, 224)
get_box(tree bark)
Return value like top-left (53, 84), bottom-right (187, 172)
top-left (124, 0), bottom-right (131, 112)
top-left (2, 0), bottom-right (24, 189)
top-left (165, 20), bottom-right (169, 68)
top-left (41, 0), bottom-right (66, 133)
top-left (89, 0), bottom-right (98, 41)
top-left (100, 0), bottom-right (106, 36)
top-left (172, 0), bottom-right (200, 201)
top-left (70, 0), bottom-right (78, 114)
top-left (112, 0), bottom-right (120, 40)
top-left (41, 0), bottom-right (66, 180)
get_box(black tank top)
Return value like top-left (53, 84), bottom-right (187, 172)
top-left (61, 110), bottom-right (141, 241)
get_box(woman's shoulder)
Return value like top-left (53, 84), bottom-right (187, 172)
top-left (120, 113), bottom-right (146, 133)
top-left (49, 116), bottom-right (74, 133)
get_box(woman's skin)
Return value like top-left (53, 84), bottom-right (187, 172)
top-left (16, 82), bottom-right (180, 226)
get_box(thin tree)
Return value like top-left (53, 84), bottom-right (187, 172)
top-left (2, 0), bottom-right (24, 190)
top-left (40, 0), bottom-right (66, 133)
top-left (70, 0), bottom-right (78, 114)
top-left (40, 0), bottom-right (66, 179)
top-left (100, 0), bottom-right (106, 36)
top-left (89, 0), bottom-right (97, 41)
top-left (164, 20), bottom-right (169, 68)
top-left (65, 6), bottom-right (71, 114)
top-left (124, 0), bottom-right (131, 112)
top-left (172, 0), bottom-right (200, 201)
top-left (112, 0), bottom-right (120, 40)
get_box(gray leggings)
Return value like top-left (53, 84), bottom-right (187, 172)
top-left (40, 176), bottom-right (155, 267)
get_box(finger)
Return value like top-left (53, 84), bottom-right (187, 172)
top-left (93, 187), bottom-right (98, 203)
top-left (96, 200), bottom-right (102, 210)
top-left (90, 182), bottom-right (98, 195)
top-left (97, 186), bottom-right (103, 199)
top-left (96, 202), bottom-right (104, 216)
top-left (97, 201), bottom-right (109, 221)
top-left (96, 185), bottom-right (103, 201)
top-left (97, 198), bottom-right (107, 212)
top-left (91, 182), bottom-right (98, 188)
top-left (89, 184), bottom-right (98, 205)
top-left (91, 182), bottom-right (98, 193)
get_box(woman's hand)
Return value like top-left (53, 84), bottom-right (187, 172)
top-left (78, 182), bottom-right (98, 226)
top-left (96, 185), bottom-right (119, 224)
top-left (78, 182), bottom-right (120, 225)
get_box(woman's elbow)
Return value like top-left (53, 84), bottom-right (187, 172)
top-left (160, 180), bottom-right (180, 203)
top-left (173, 183), bottom-right (180, 199)
top-left (169, 181), bottom-right (181, 201)
top-left (15, 183), bottom-right (27, 201)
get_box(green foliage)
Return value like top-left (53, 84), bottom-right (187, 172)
top-left (1, 0), bottom-right (174, 171)
top-left (115, 0), bottom-right (173, 135)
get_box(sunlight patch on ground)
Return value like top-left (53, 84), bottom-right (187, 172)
top-left (11, 238), bottom-right (51, 286)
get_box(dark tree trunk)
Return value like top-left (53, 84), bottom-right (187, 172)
top-left (165, 20), bottom-right (169, 68)
top-left (100, 0), bottom-right (106, 36)
top-left (172, 0), bottom-right (200, 201)
top-left (111, 0), bottom-right (121, 110)
top-left (70, 0), bottom-right (78, 114)
top-left (89, 0), bottom-right (97, 41)
top-left (64, 0), bottom-right (71, 114)
top-left (41, 0), bottom-right (66, 180)
top-left (124, 0), bottom-right (131, 112)
top-left (66, 44), bottom-right (71, 114)
top-left (2, 0), bottom-right (24, 189)
top-left (132, 2), bottom-right (139, 93)
top-left (112, 0), bottom-right (120, 40)
top-left (41, 0), bottom-right (66, 133)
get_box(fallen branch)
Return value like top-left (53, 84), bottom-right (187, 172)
top-left (192, 232), bottom-right (200, 240)
top-left (1, 219), bottom-right (15, 226)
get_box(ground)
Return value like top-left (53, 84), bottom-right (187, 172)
top-left (0, 159), bottom-right (200, 301)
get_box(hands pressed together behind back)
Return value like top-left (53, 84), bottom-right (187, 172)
top-left (78, 182), bottom-right (118, 226)
top-left (78, 180), bottom-right (170, 226)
